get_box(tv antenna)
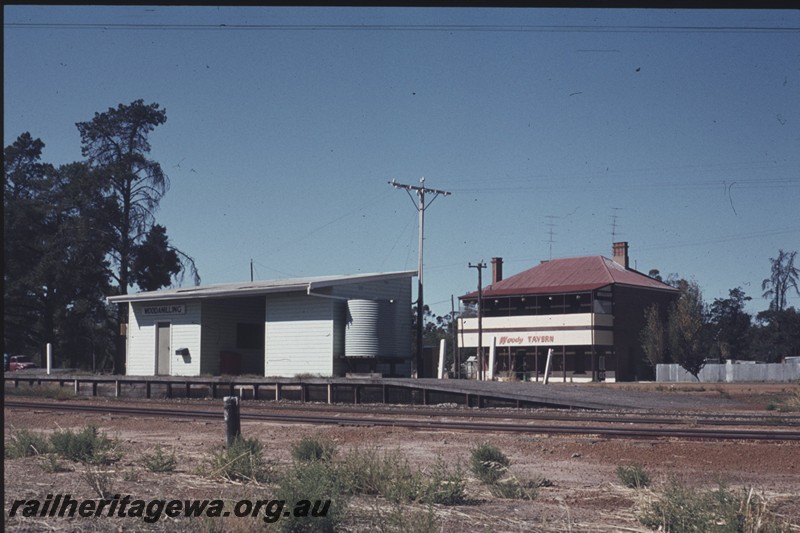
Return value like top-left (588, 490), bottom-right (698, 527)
top-left (610, 207), bottom-right (623, 242)
top-left (545, 215), bottom-right (558, 260)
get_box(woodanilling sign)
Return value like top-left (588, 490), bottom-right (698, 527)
top-left (142, 304), bottom-right (186, 316)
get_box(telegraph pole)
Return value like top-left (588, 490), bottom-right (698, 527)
top-left (468, 261), bottom-right (486, 380)
top-left (389, 177), bottom-right (451, 378)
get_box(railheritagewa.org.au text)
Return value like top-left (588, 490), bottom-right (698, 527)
top-left (8, 494), bottom-right (331, 524)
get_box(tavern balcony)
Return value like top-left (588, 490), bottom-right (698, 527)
top-left (457, 313), bottom-right (614, 349)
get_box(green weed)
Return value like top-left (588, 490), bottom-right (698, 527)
top-left (416, 457), bottom-right (466, 505)
top-left (4, 384), bottom-right (79, 400)
top-left (39, 453), bottom-right (70, 473)
top-left (272, 460), bottom-right (346, 533)
top-left (336, 446), bottom-right (420, 502)
top-left (617, 463), bottom-right (652, 489)
top-left (291, 436), bottom-right (337, 463)
top-left (207, 436), bottom-right (271, 483)
top-left (4, 428), bottom-right (50, 458)
top-left (82, 466), bottom-right (115, 499)
top-left (640, 479), bottom-right (788, 533)
top-left (470, 442), bottom-right (510, 485)
top-left (49, 425), bottom-right (118, 464)
top-left (141, 445), bottom-right (177, 473)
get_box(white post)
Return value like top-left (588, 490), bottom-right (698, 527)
top-left (487, 337), bottom-right (496, 381)
top-left (46, 343), bottom-right (52, 375)
top-left (437, 339), bottom-right (446, 379)
top-left (543, 348), bottom-right (554, 385)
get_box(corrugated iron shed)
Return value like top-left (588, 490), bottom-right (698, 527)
top-left (462, 256), bottom-right (676, 299)
top-left (108, 270), bottom-right (417, 303)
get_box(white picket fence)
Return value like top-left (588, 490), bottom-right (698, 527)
top-left (656, 360), bottom-right (800, 383)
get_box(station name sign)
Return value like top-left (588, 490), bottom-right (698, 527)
top-left (142, 304), bottom-right (186, 316)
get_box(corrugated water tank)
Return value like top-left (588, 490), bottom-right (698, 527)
top-left (345, 299), bottom-right (395, 357)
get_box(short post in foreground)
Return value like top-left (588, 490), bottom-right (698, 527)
top-left (223, 396), bottom-right (241, 447)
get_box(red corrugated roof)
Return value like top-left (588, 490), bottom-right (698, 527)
top-left (461, 256), bottom-right (677, 299)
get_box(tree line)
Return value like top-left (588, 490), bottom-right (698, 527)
top-left (642, 251), bottom-right (800, 379)
top-left (4, 100), bottom-right (199, 373)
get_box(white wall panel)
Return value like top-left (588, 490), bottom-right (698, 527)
top-left (127, 301), bottom-right (202, 376)
top-left (265, 294), bottom-right (334, 377)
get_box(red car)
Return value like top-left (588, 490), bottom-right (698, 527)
top-left (8, 355), bottom-right (38, 371)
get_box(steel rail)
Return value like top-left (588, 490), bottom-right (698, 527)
top-left (6, 400), bottom-right (800, 441)
top-left (221, 401), bottom-right (800, 427)
top-left (7, 396), bottom-right (798, 428)
top-left (11, 392), bottom-right (797, 427)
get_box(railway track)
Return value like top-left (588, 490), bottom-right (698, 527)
top-left (6, 399), bottom-right (800, 441)
top-left (226, 401), bottom-right (800, 427)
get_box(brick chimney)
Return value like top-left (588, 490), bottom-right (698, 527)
top-left (612, 242), bottom-right (629, 269)
top-left (491, 257), bottom-right (503, 284)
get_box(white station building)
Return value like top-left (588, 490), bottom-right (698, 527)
top-left (107, 271), bottom-right (415, 378)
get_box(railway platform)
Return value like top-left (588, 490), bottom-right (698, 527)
top-left (5, 372), bottom-right (735, 411)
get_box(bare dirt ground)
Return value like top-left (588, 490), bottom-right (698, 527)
top-left (4, 382), bottom-right (800, 532)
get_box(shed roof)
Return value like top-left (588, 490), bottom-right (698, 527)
top-left (107, 270), bottom-right (417, 304)
top-left (461, 256), bottom-right (676, 299)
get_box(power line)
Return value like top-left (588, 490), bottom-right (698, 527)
top-left (380, 211), bottom-right (416, 271)
top-left (261, 189), bottom-right (392, 259)
top-left (636, 226), bottom-right (800, 252)
top-left (448, 176), bottom-right (800, 195)
top-left (444, 163), bottom-right (799, 191)
top-left (437, 225), bottom-right (800, 270)
top-left (5, 22), bottom-right (799, 34)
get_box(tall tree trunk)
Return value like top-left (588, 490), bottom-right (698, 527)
top-left (114, 180), bottom-right (132, 374)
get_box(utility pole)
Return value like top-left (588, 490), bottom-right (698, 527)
top-left (468, 261), bottom-right (486, 380)
top-left (451, 294), bottom-right (458, 379)
top-left (389, 177), bottom-right (451, 378)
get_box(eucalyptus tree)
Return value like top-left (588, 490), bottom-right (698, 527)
top-left (48, 162), bottom-right (117, 369)
top-left (77, 100), bottom-right (166, 294)
top-left (77, 100), bottom-right (199, 372)
top-left (762, 249), bottom-right (800, 311)
top-left (131, 224), bottom-right (182, 292)
top-left (667, 279), bottom-right (710, 380)
top-left (641, 304), bottom-right (668, 369)
top-left (4, 133), bottom-right (55, 355)
top-left (752, 308), bottom-right (800, 363)
top-left (708, 287), bottom-right (752, 361)
top-left (4, 135), bottom-right (116, 367)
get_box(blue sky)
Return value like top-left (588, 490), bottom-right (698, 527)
top-left (4, 6), bottom-right (799, 318)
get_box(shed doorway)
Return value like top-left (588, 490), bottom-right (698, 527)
top-left (156, 322), bottom-right (171, 375)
